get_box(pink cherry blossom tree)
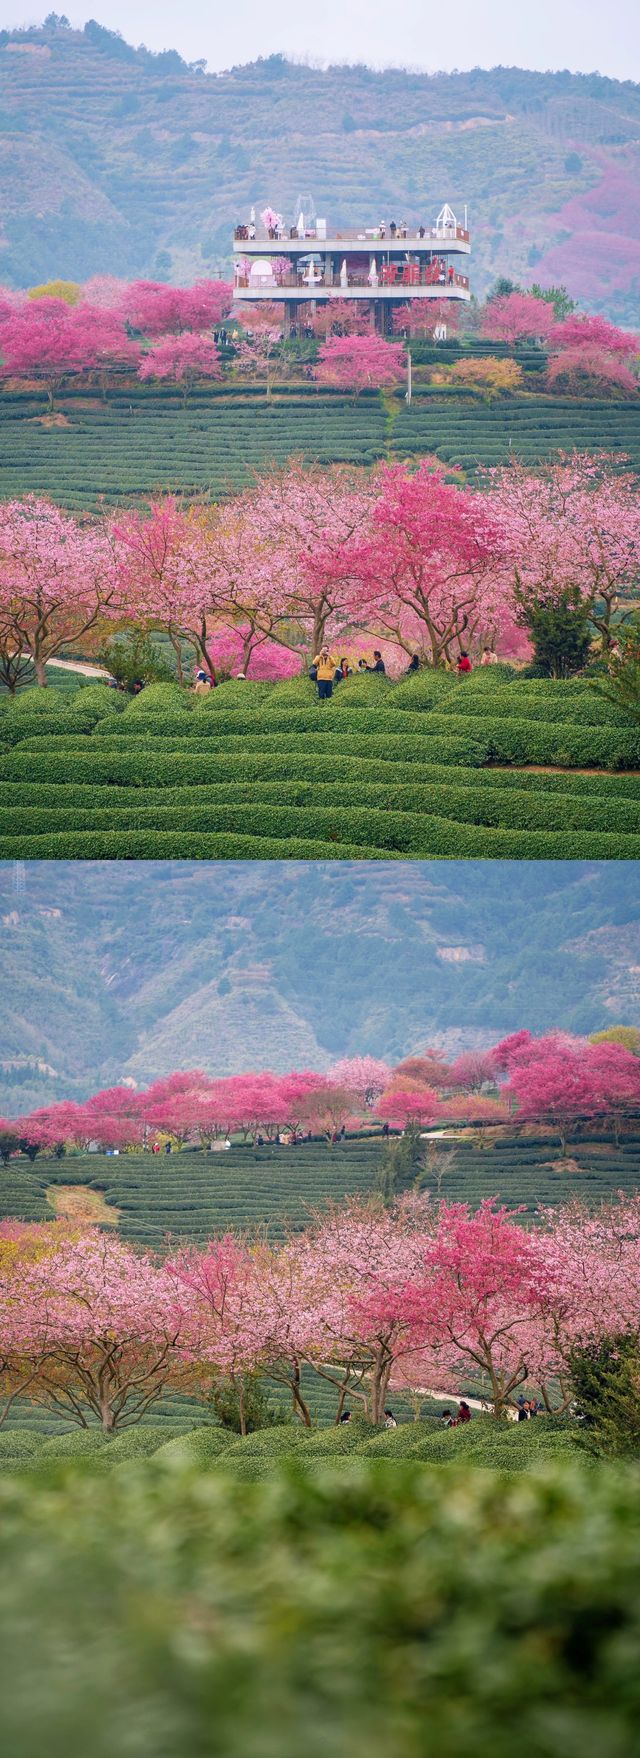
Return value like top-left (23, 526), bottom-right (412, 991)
top-left (0, 298), bottom-right (98, 410)
top-left (480, 292), bottom-right (556, 347)
top-left (376, 1088), bottom-right (440, 1130)
top-left (491, 1030), bottom-right (534, 1071)
top-left (235, 313), bottom-right (283, 399)
top-left (298, 1197), bottom-right (433, 1423)
top-left (240, 460), bottom-right (376, 655)
top-left (0, 497), bottom-right (123, 689)
top-left (113, 497), bottom-right (235, 682)
top-left (485, 451), bottom-right (640, 651)
top-left (408, 1199), bottom-right (553, 1416)
top-left (124, 279), bottom-right (232, 336)
top-left (3, 1233), bottom-right (191, 1431)
top-left (538, 1195), bottom-right (640, 1398)
top-left (392, 300), bottom-right (459, 339)
top-left (205, 625), bottom-right (301, 680)
top-left (0, 297), bottom-right (138, 407)
top-left (80, 275), bottom-right (128, 311)
top-left (328, 1057), bottom-right (391, 1107)
top-left (549, 313), bottom-right (639, 357)
top-left (137, 332), bottom-right (222, 403)
top-left (346, 460), bottom-right (505, 668)
top-left (306, 300), bottom-right (371, 338)
top-left (503, 1035), bottom-right (604, 1153)
top-left (446, 1050), bottom-right (500, 1093)
top-left (314, 333), bottom-right (406, 398)
top-left (169, 1234), bottom-right (267, 1431)
top-left (303, 1082), bottom-right (360, 1143)
top-left (545, 346), bottom-right (638, 398)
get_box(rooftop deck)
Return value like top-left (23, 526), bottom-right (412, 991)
top-left (234, 223), bottom-right (470, 254)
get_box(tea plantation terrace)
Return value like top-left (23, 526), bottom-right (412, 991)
top-left (1, 384), bottom-right (639, 510)
top-left (3, 1134), bottom-right (640, 1250)
top-left (0, 1411), bottom-right (583, 1476)
top-left (2, 672), bottom-right (640, 860)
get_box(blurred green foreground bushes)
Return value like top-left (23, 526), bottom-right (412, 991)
top-left (0, 1458), bottom-right (639, 1758)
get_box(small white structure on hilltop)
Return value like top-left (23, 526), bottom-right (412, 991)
top-left (233, 202), bottom-right (471, 332)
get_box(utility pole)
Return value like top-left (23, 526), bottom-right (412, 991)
top-left (406, 348), bottom-right (412, 405)
top-left (13, 860), bottom-right (25, 898)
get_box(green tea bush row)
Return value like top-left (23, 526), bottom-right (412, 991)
top-left (7, 749), bottom-right (640, 799)
top-left (2, 805), bottom-right (639, 860)
top-left (4, 1141), bottom-right (639, 1249)
top-left (0, 828), bottom-right (406, 860)
top-left (6, 779), bottom-right (639, 835)
top-left (4, 692), bottom-right (638, 768)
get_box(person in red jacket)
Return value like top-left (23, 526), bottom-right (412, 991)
top-left (457, 651), bottom-right (472, 674)
top-left (457, 1400), bottom-right (472, 1423)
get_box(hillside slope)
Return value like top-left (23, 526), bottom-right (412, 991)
top-left (3, 1136), bottom-right (640, 1246)
top-left (2, 383), bottom-right (639, 513)
top-left (1, 20), bottom-right (639, 320)
top-left (0, 860), bottom-right (638, 1111)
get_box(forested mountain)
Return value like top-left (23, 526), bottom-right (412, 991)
top-left (1, 860), bottom-right (638, 1111)
top-left (1, 18), bottom-right (640, 319)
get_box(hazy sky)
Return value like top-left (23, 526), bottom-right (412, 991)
top-left (3, 0), bottom-right (639, 80)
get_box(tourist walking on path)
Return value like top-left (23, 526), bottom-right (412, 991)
top-left (312, 646), bottom-right (339, 699)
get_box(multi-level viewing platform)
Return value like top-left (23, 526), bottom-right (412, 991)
top-left (233, 205), bottom-right (471, 332)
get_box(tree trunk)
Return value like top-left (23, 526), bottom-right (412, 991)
top-left (370, 1350), bottom-right (393, 1425)
top-left (196, 618), bottom-right (217, 682)
top-left (311, 607), bottom-right (327, 654)
top-left (168, 631), bottom-right (185, 685)
top-left (99, 1396), bottom-right (116, 1434)
top-left (34, 655), bottom-right (48, 689)
top-left (242, 631), bottom-right (256, 673)
top-left (291, 1382), bottom-right (312, 1427)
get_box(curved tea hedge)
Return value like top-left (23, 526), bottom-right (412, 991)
top-left (3, 1135), bottom-right (640, 1249)
top-left (1, 673), bottom-right (639, 860)
top-left (1, 384), bottom-right (639, 510)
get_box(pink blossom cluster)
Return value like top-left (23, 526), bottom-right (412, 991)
top-left (3, 1190), bottom-right (640, 1431)
top-left (479, 291), bottom-right (638, 395)
top-left (0, 277), bottom-right (233, 394)
top-left (1, 450), bottom-right (638, 689)
top-left (3, 1033), bottom-right (640, 1161)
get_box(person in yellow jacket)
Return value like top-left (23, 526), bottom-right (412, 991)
top-left (312, 645), bottom-right (338, 700)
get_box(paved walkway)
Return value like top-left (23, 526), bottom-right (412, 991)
top-left (45, 656), bottom-right (110, 678)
